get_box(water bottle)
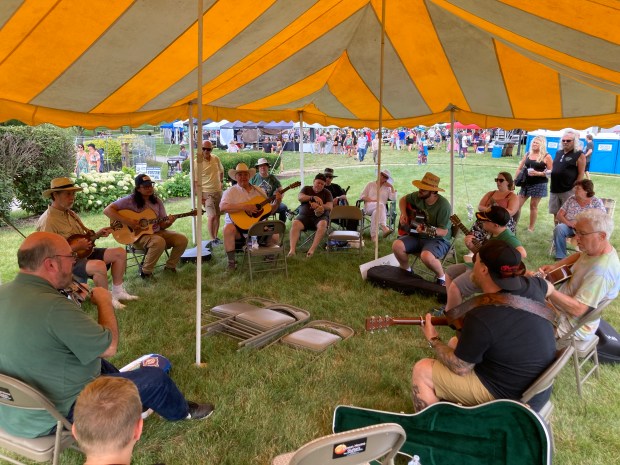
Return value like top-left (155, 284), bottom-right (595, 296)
top-left (408, 455), bottom-right (422, 465)
top-left (251, 236), bottom-right (259, 249)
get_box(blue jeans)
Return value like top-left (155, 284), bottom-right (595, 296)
top-left (275, 202), bottom-right (289, 222)
top-left (358, 147), bottom-right (367, 161)
top-left (101, 359), bottom-right (189, 421)
top-left (553, 223), bottom-right (575, 259)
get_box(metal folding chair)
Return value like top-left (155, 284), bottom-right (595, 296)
top-left (0, 374), bottom-right (79, 465)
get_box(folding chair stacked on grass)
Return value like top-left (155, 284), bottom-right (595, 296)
top-left (202, 297), bottom-right (353, 351)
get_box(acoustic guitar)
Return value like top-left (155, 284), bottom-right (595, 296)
top-left (449, 213), bottom-right (484, 252)
top-left (67, 223), bottom-right (123, 259)
top-left (397, 204), bottom-right (437, 237)
top-left (534, 264), bottom-right (572, 285)
top-left (111, 208), bottom-right (198, 245)
top-left (229, 181), bottom-right (301, 230)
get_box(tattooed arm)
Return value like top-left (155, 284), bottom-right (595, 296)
top-left (421, 313), bottom-right (475, 376)
top-left (430, 338), bottom-right (475, 376)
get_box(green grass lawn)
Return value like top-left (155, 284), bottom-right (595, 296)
top-left (1, 146), bottom-right (620, 464)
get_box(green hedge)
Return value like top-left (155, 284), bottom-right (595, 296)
top-left (0, 125), bottom-right (74, 215)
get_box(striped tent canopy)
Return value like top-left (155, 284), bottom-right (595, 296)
top-left (0, 0), bottom-right (618, 129)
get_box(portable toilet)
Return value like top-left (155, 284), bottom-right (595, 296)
top-left (525, 130), bottom-right (563, 158)
top-left (589, 133), bottom-right (619, 174)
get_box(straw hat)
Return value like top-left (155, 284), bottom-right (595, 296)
top-left (412, 172), bottom-right (444, 192)
top-left (228, 163), bottom-right (256, 179)
top-left (42, 177), bottom-right (83, 198)
top-left (255, 158), bottom-right (270, 168)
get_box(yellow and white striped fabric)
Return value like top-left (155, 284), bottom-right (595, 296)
top-left (0, 0), bottom-right (618, 129)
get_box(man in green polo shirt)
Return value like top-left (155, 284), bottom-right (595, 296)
top-left (444, 206), bottom-right (527, 312)
top-left (0, 232), bottom-right (214, 439)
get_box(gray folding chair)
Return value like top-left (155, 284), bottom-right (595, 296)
top-left (521, 345), bottom-right (575, 451)
top-left (272, 423), bottom-right (406, 465)
top-left (327, 205), bottom-right (364, 254)
top-left (556, 299), bottom-right (612, 397)
top-left (243, 220), bottom-right (288, 282)
top-left (0, 374), bottom-right (78, 465)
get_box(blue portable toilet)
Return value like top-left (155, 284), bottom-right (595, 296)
top-left (525, 130), bottom-right (563, 158)
top-left (589, 133), bottom-right (619, 174)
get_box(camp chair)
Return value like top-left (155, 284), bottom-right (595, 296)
top-left (271, 423), bottom-right (406, 465)
top-left (556, 299), bottom-right (612, 397)
top-left (126, 244), bottom-right (169, 276)
top-left (355, 199), bottom-right (397, 236)
top-left (326, 205), bottom-right (364, 254)
top-left (520, 345), bottom-right (575, 450)
top-left (242, 220), bottom-right (288, 281)
top-left (411, 224), bottom-right (459, 280)
top-left (0, 374), bottom-right (79, 465)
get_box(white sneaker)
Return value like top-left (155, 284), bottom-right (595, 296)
top-left (113, 288), bottom-right (139, 301)
top-left (112, 298), bottom-right (126, 310)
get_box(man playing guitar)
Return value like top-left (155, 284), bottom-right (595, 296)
top-left (392, 172), bottom-right (452, 285)
top-left (36, 177), bottom-right (137, 309)
top-left (219, 163), bottom-right (282, 271)
top-left (104, 174), bottom-right (188, 279)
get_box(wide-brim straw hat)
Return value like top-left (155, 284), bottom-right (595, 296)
top-left (42, 177), bottom-right (83, 198)
top-left (412, 172), bottom-right (444, 192)
top-left (228, 162), bottom-right (256, 179)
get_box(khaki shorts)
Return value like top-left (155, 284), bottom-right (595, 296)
top-left (202, 191), bottom-right (222, 217)
top-left (432, 360), bottom-right (495, 406)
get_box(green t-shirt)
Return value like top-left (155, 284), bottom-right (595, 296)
top-left (494, 228), bottom-right (522, 249)
top-left (405, 192), bottom-right (452, 242)
top-left (250, 173), bottom-right (281, 198)
top-left (0, 274), bottom-right (111, 438)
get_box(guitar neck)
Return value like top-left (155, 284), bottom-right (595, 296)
top-left (262, 181), bottom-right (301, 206)
top-left (366, 316), bottom-right (449, 331)
top-left (148, 210), bottom-right (195, 225)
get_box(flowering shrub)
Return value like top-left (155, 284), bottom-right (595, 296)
top-left (161, 173), bottom-right (191, 198)
top-left (71, 171), bottom-right (168, 213)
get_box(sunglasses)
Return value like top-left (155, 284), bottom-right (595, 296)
top-left (494, 178), bottom-right (506, 183)
top-left (325, 175), bottom-right (333, 179)
top-left (140, 182), bottom-right (154, 187)
top-left (561, 139), bottom-right (573, 143)
top-left (202, 147), bottom-right (213, 152)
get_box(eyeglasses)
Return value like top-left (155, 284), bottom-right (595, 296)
top-left (202, 147), bottom-right (213, 152)
top-left (494, 178), bottom-right (506, 183)
top-left (561, 139), bottom-right (573, 143)
top-left (574, 230), bottom-right (602, 236)
top-left (50, 252), bottom-right (78, 263)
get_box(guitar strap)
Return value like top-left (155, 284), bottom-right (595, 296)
top-left (446, 293), bottom-right (557, 325)
top-left (68, 210), bottom-right (92, 235)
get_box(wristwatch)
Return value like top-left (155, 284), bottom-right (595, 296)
top-left (428, 336), bottom-right (442, 348)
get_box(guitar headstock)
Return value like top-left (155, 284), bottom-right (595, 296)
top-left (365, 315), bottom-right (393, 332)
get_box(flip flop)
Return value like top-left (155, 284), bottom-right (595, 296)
top-left (383, 228), bottom-right (394, 238)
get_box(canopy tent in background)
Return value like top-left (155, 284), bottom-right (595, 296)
top-left (449, 122), bottom-right (482, 130)
top-left (0, 0), bottom-right (618, 130)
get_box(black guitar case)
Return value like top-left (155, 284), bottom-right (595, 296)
top-left (366, 265), bottom-right (447, 302)
top-left (596, 319), bottom-right (620, 364)
top-left (180, 240), bottom-right (212, 263)
top-left (333, 400), bottom-right (551, 465)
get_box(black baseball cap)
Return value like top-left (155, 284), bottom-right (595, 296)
top-left (477, 241), bottom-right (525, 291)
top-left (314, 173), bottom-right (327, 182)
top-left (135, 174), bottom-right (154, 187)
top-left (476, 206), bottom-right (510, 227)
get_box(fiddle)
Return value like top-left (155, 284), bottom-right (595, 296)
top-left (60, 276), bottom-right (92, 306)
